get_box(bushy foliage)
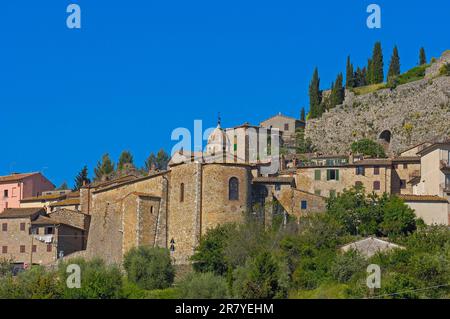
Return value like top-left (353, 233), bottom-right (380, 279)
top-left (179, 272), bottom-right (228, 299)
top-left (232, 252), bottom-right (287, 299)
top-left (58, 258), bottom-right (123, 299)
top-left (326, 187), bottom-right (417, 237)
top-left (123, 246), bottom-right (174, 290)
top-left (0, 266), bottom-right (61, 299)
top-left (0, 258), bottom-right (14, 278)
top-left (331, 250), bottom-right (367, 283)
top-left (440, 63), bottom-right (450, 76)
top-left (351, 139), bottom-right (386, 158)
top-left (191, 224), bottom-right (236, 276)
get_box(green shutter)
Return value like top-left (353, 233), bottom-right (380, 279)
top-left (326, 170), bottom-right (330, 181)
top-left (336, 170), bottom-right (340, 181)
top-left (315, 170), bottom-right (321, 181)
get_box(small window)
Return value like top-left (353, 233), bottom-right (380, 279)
top-left (356, 166), bottom-right (365, 176)
top-left (32, 245), bottom-right (37, 253)
top-left (180, 183), bottom-right (184, 202)
top-left (327, 169), bottom-right (339, 181)
top-left (275, 184), bottom-right (281, 191)
top-left (400, 180), bottom-right (406, 189)
top-left (403, 164), bottom-right (408, 169)
top-left (31, 227), bottom-right (39, 235)
top-left (2, 246), bottom-right (7, 254)
top-left (150, 206), bottom-right (154, 214)
top-left (373, 181), bottom-right (381, 191)
top-left (20, 245), bottom-right (25, 253)
top-left (373, 166), bottom-right (380, 175)
top-left (46, 244), bottom-right (52, 252)
top-left (45, 227), bottom-right (54, 235)
top-left (300, 200), bottom-right (307, 210)
top-left (3, 190), bottom-right (8, 198)
top-left (20, 223), bottom-right (25, 231)
top-left (229, 177), bottom-right (239, 201)
top-left (314, 170), bottom-right (321, 181)
top-left (284, 123), bottom-right (289, 131)
top-left (1, 223), bottom-right (7, 232)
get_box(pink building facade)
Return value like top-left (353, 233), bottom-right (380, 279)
top-left (0, 173), bottom-right (55, 211)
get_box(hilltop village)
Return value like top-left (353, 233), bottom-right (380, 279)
top-left (1, 51), bottom-right (450, 269)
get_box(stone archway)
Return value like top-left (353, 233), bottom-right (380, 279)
top-left (378, 130), bottom-right (392, 153)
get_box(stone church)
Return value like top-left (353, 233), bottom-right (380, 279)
top-left (79, 122), bottom-right (325, 264)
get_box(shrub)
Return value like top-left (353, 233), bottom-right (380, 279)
top-left (0, 258), bottom-right (14, 278)
top-left (379, 273), bottom-right (421, 299)
top-left (0, 266), bottom-right (61, 299)
top-left (351, 139), bottom-right (386, 158)
top-left (124, 246), bottom-right (174, 290)
top-left (178, 272), bottom-right (228, 299)
top-left (232, 252), bottom-right (287, 299)
top-left (59, 258), bottom-right (123, 299)
top-left (380, 196), bottom-right (417, 236)
top-left (440, 63), bottom-right (450, 76)
top-left (191, 224), bottom-right (236, 276)
top-left (396, 64), bottom-right (428, 85)
top-left (331, 250), bottom-right (367, 283)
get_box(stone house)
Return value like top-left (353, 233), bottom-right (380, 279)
top-left (0, 207), bottom-right (86, 267)
top-left (295, 155), bottom-right (420, 198)
top-left (260, 113), bottom-right (305, 151)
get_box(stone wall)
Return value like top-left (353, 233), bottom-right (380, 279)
top-left (306, 75), bottom-right (450, 155)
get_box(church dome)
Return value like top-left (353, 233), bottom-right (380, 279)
top-left (206, 123), bottom-right (230, 155)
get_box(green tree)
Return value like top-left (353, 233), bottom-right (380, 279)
top-left (345, 56), bottom-right (355, 89)
top-left (380, 196), bottom-right (417, 236)
top-left (156, 149), bottom-right (169, 170)
top-left (331, 250), bottom-right (366, 283)
top-left (295, 128), bottom-right (314, 154)
top-left (300, 107), bottom-right (306, 122)
top-left (144, 152), bottom-right (157, 172)
top-left (94, 154), bottom-right (115, 181)
top-left (371, 42), bottom-right (384, 84)
top-left (308, 67), bottom-right (322, 118)
top-left (59, 258), bottom-right (123, 299)
top-left (351, 139), bottom-right (386, 158)
top-left (73, 166), bottom-right (90, 191)
top-left (191, 224), bottom-right (236, 276)
top-left (367, 58), bottom-right (373, 84)
top-left (123, 246), bottom-right (175, 290)
top-left (57, 182), bottom-right (69, 190)
top-left (233, 252), bottom-right (286, 299)
top-left (330, 73), bottom-right (344, 108)
top-left (118, 151), bottom-right (134, 171)
top-left (179, 272), bottom-right (229, 299)
top-left (419, 47), bottom-right (427, 65)
top-left (387, 46), bottom-right (401, 83)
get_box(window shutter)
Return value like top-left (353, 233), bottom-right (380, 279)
top-left (336, 170), bottom-right (340, 181)
top-left (315, 170), bottom-right (321, 181)
top-left (326, 170), bottom-right (330, 181)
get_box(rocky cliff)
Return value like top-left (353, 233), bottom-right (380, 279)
top-left (306, 53), bottom-right (450, 155)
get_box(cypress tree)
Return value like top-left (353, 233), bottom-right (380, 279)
top-left (156, 149), bottom-right (169, 170)
top-left (367, 58), bottom-right (373, 85)
top-left (345, 56), bottom-right (355, 89)
top-left (308, 68), bottom-right (322, 118)
top-left (73, 166), bottom-right (90, 191)
top-left (118, 151), bottom-right (134, 170)
top-left (371, 42), bottom-right (384, 84)
top-left (387, 46), bottom-right (401, 82)
top-left (330, 73), bottom-right (345, 108)
top-left (300, 107), bottom-right (306, 121)
top-left (419, 47), bottom-right (427, 65)
top-left (144, 152), bottom-right (157, 172)
top-left (94, 154), bottom-right (115, 181)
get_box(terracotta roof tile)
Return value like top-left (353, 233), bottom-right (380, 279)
top-left (0, 172), bottom-right (38, 183)
top-left (0, 207), bottom-right (45, 219)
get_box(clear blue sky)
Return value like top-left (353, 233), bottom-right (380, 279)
top-left (1, 0), bottom-right (449, 187)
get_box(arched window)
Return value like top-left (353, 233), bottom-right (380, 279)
top-left (229, 177), bottom-right (239, 201)
top-left (180, 183), bottom-right (184, 202)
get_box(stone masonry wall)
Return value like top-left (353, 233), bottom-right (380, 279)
top-left (306, 75), bottom-right (450, 155)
